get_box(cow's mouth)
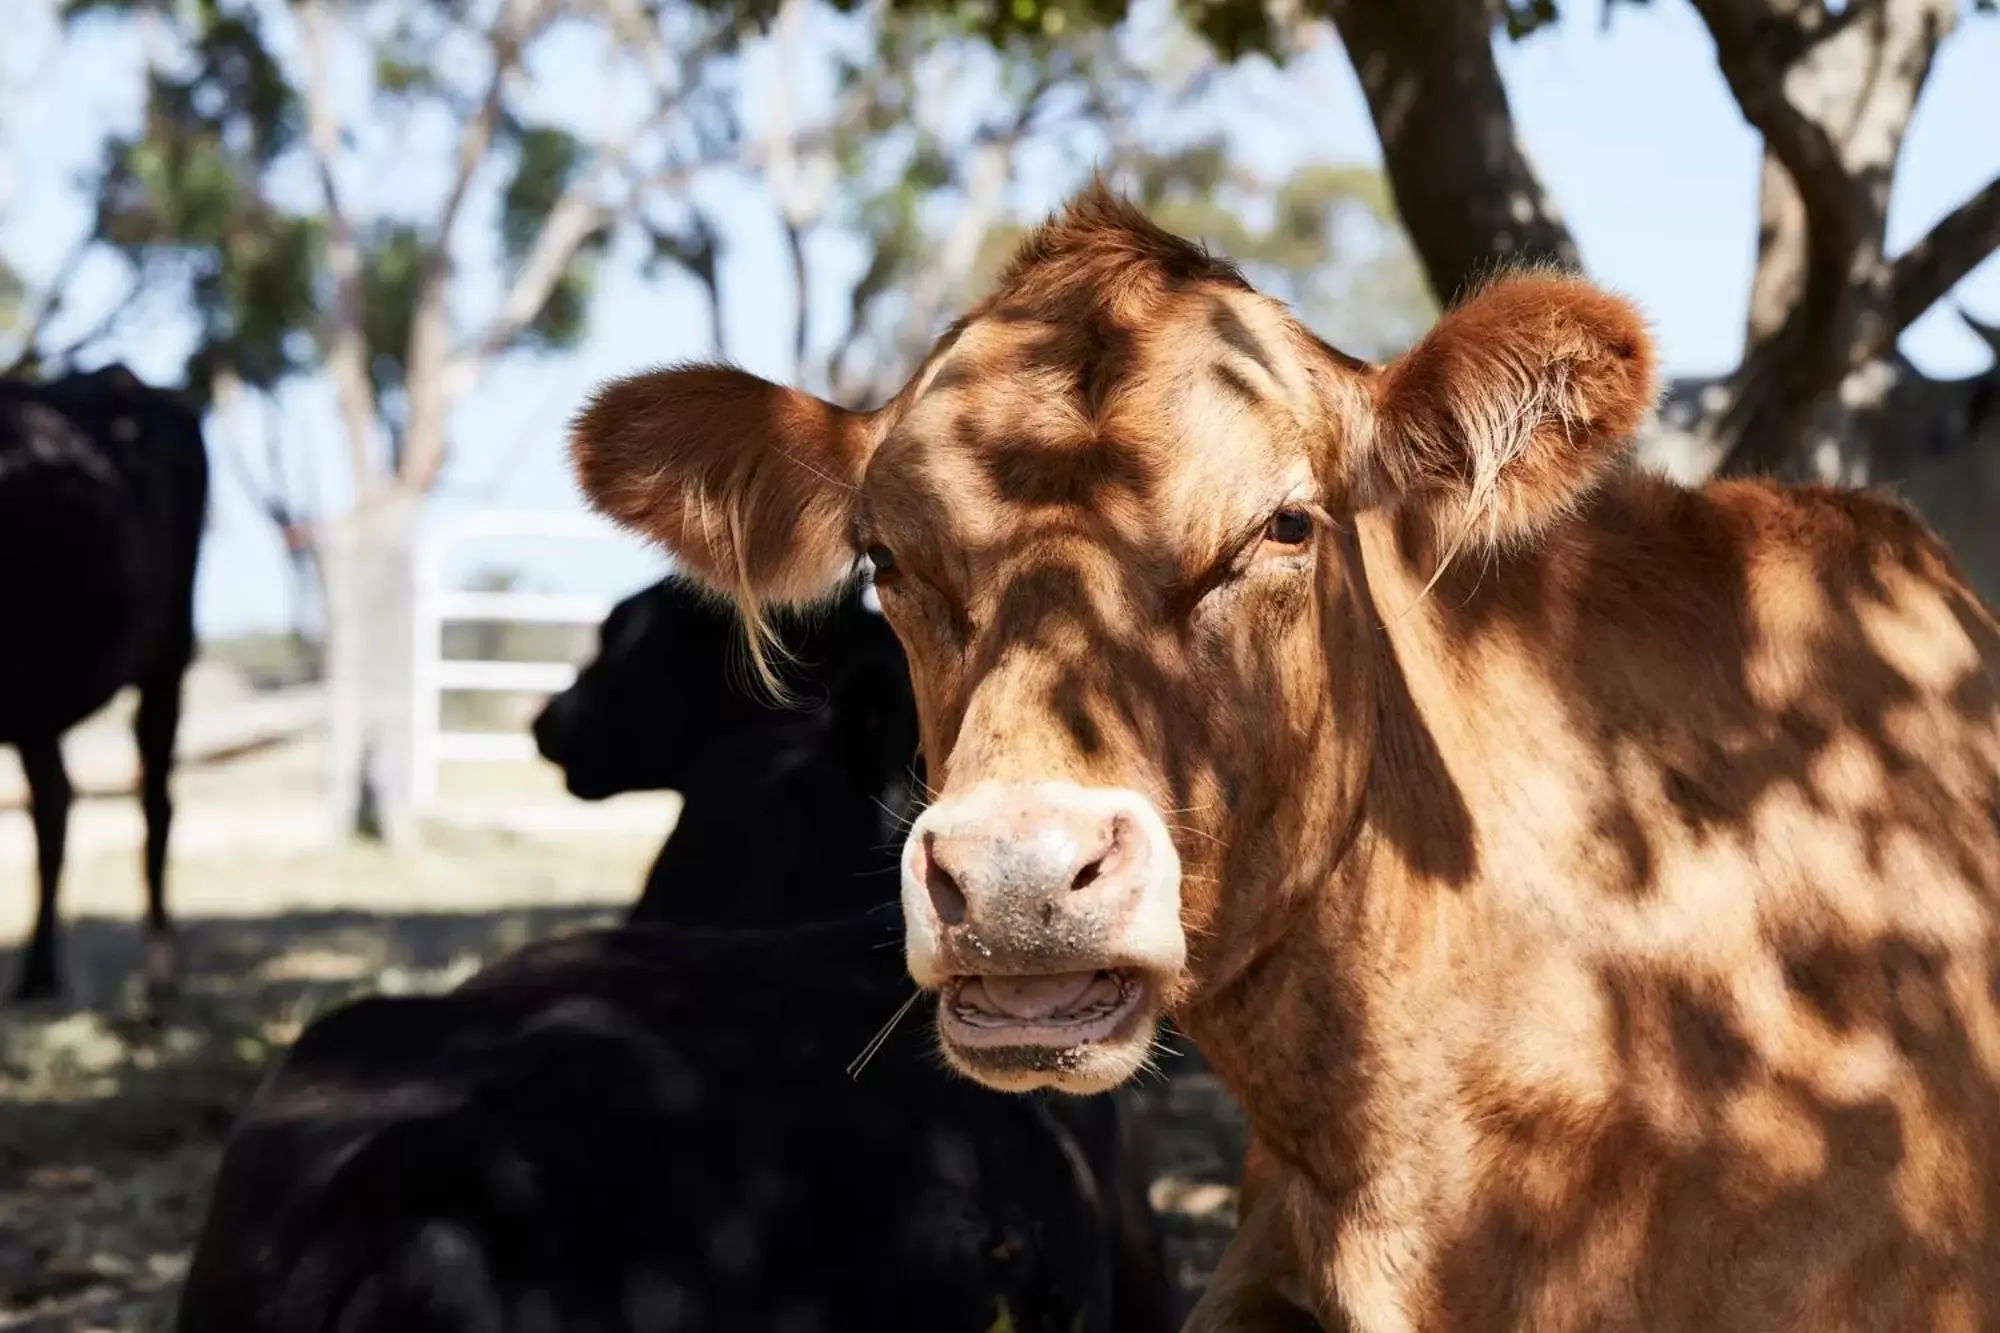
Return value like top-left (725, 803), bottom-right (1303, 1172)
top-left (941, 968), bottom-right (1148, 1048)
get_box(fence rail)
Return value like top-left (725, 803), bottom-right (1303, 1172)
top-left (410, 511), bottom-right (651, 812)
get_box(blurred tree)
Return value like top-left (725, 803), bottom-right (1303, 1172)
top-left (600, 0), bottom-right (1424, 406)
top-left (804, 7), bottom-right (1429, 405)
top-left (0, 262), bottom-right (21, 337)
top-left (30, 0), bottom-right (757, 843)
top-left (7, 0), bottom-right (1423, 842)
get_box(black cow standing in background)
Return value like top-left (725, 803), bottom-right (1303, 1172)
top-left (532, 576), bottom-right (921, 927)
top-left (0, 365), bottom-right (209, 1003)
top-left (176, 575), bottom-right (1179, 1332)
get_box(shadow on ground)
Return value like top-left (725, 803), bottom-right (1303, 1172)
top-left (0, 907), bottom-right (1246, 1331)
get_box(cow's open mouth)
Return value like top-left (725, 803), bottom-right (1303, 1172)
top-left (940, 968), bottom-right (1148, 1048)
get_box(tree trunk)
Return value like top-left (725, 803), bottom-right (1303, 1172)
top-left (1687, 0), bottom-right (1958, 478)
top-left (1320, 0), bottom-right (1583, 305)
top-left (322, 489), bottom-right (421, 847)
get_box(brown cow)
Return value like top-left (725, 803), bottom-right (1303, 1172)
top-left (566, 184), bottom-right (2000, 1332)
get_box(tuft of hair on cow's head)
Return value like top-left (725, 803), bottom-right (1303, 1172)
top-left (567, 183), bottom-right (1660, 1096)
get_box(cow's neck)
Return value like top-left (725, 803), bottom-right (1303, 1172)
top-left (1183, 503), bottom-right (1580, 1204)
top-left (1175, 519), bottom-right (1417, 1194)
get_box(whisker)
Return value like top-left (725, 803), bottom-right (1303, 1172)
top-left (848, 987), bottom-right (924, 1079)
top-left (871, 796), bottom-right (918, 833)
top-left (904, 763), bottom-right (939, 804)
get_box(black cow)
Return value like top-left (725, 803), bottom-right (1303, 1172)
top-left (532, 576), bottom-right (921, 927)
top-left (0, 364), bottom-right (208, 1002)
top-left (177, 916), bottom-right (1177, 1333)
top-left (178, 576), bottom-right (1177, 1332)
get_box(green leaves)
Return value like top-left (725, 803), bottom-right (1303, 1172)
top-left (0, 261), bottom-right (24, 340)
top-left (500, 127), bottom-right (588, 263)
top-left (858, 0), bottom-right (1132, 56)
top-left (1499, 0), bottom-right (1563, 40)
top-left (498, 126), bottom-right (606, 355)
top-left (42, 0), bottom-right (624, 419)
top-left (519, 262), bottom-right (599, 353)
top-left (69, 0), bottom-right (314, 405)
top-left (1176, 0), bottom-right (1278, 63)
top-left (359, 224), bottom-right (424, 401)
top-left (373, 54), bottom-right (438, 100)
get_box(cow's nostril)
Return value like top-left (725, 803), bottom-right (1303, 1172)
top-left (925, 835), bottom-right (968, 925)
top-left (1071, 856), bottom-right (1105, 892)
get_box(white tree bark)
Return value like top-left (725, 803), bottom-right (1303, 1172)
top-left (321, 492), bottom-right (421, 846)
top-left (298, 0), bottom-right (744, 844)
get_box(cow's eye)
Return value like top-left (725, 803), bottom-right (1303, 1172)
top-left (865, 545), bottom-right (898, 577)
top-left (1265, 509), bottom-right (1313, 547)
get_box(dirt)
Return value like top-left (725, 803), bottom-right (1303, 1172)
top-left (0, 827), bottom-right (1248, 1331)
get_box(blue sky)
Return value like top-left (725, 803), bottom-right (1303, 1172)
top-left (3, 0), bottom-right (1997, 638)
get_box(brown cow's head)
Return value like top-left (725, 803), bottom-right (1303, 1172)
top-left (569, 185), bottom-right (1656, 1094)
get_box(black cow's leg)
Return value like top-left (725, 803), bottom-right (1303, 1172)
top-left (135, 653), bottom-right (189, 1005)
top-left (14, 736), bottom-right (72, 1001)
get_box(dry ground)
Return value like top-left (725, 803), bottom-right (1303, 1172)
top-left (0, 797), bottom-right (1247, 1330)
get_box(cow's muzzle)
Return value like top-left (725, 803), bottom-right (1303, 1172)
top-left (899, 780), bottom-right (1185, 1093)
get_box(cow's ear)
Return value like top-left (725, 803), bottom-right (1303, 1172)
top-left (1357, 271), bottom-right (1656, 550)
top-left (569, 364), bottom-right (880, 606)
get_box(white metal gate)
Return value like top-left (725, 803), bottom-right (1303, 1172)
top-left (409, 510), bottom-right (644, 812)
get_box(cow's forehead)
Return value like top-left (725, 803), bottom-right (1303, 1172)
top-left (866, 295), bottom-right (1324, 562)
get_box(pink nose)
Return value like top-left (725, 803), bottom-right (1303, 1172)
top-left (902, 782), bottom-right (1170, 938)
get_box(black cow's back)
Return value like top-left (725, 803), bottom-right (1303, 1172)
top-left (0, 386), bottom-right (152, 733)
top-left (178, 918), bottom-right (1148, 1333)
top-left (0, 367), bottom-right (205, 739)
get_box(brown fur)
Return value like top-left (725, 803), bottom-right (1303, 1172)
top-left (569, 182), bottom-right (2000, 1332)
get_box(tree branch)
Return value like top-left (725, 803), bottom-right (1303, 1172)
top-left (763, 0), bottom-right (820, 383)
top-left (295, 0), bottom-right (383, 501)
top-left (1882, 173), bottom-right (2000, 352)
top-left (1744, 145), bottom-right (1809, 351)
top-left (1687, 0), bottom-right (1959, 479)
top-left (1685, 0), bottom-right (1866, 287)
top-left (36, 278), bottom-right (144, 375)
top-left (429, 4), bottom-right (746, 438)
top-left (399, 0), bottom-right (552, 493)
top-left (1, 230), bottom-right (96, 375)
top-left (438, 186), bottom-right (610, 414)
top-left (890, 74), bottom-right (1056, 360)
